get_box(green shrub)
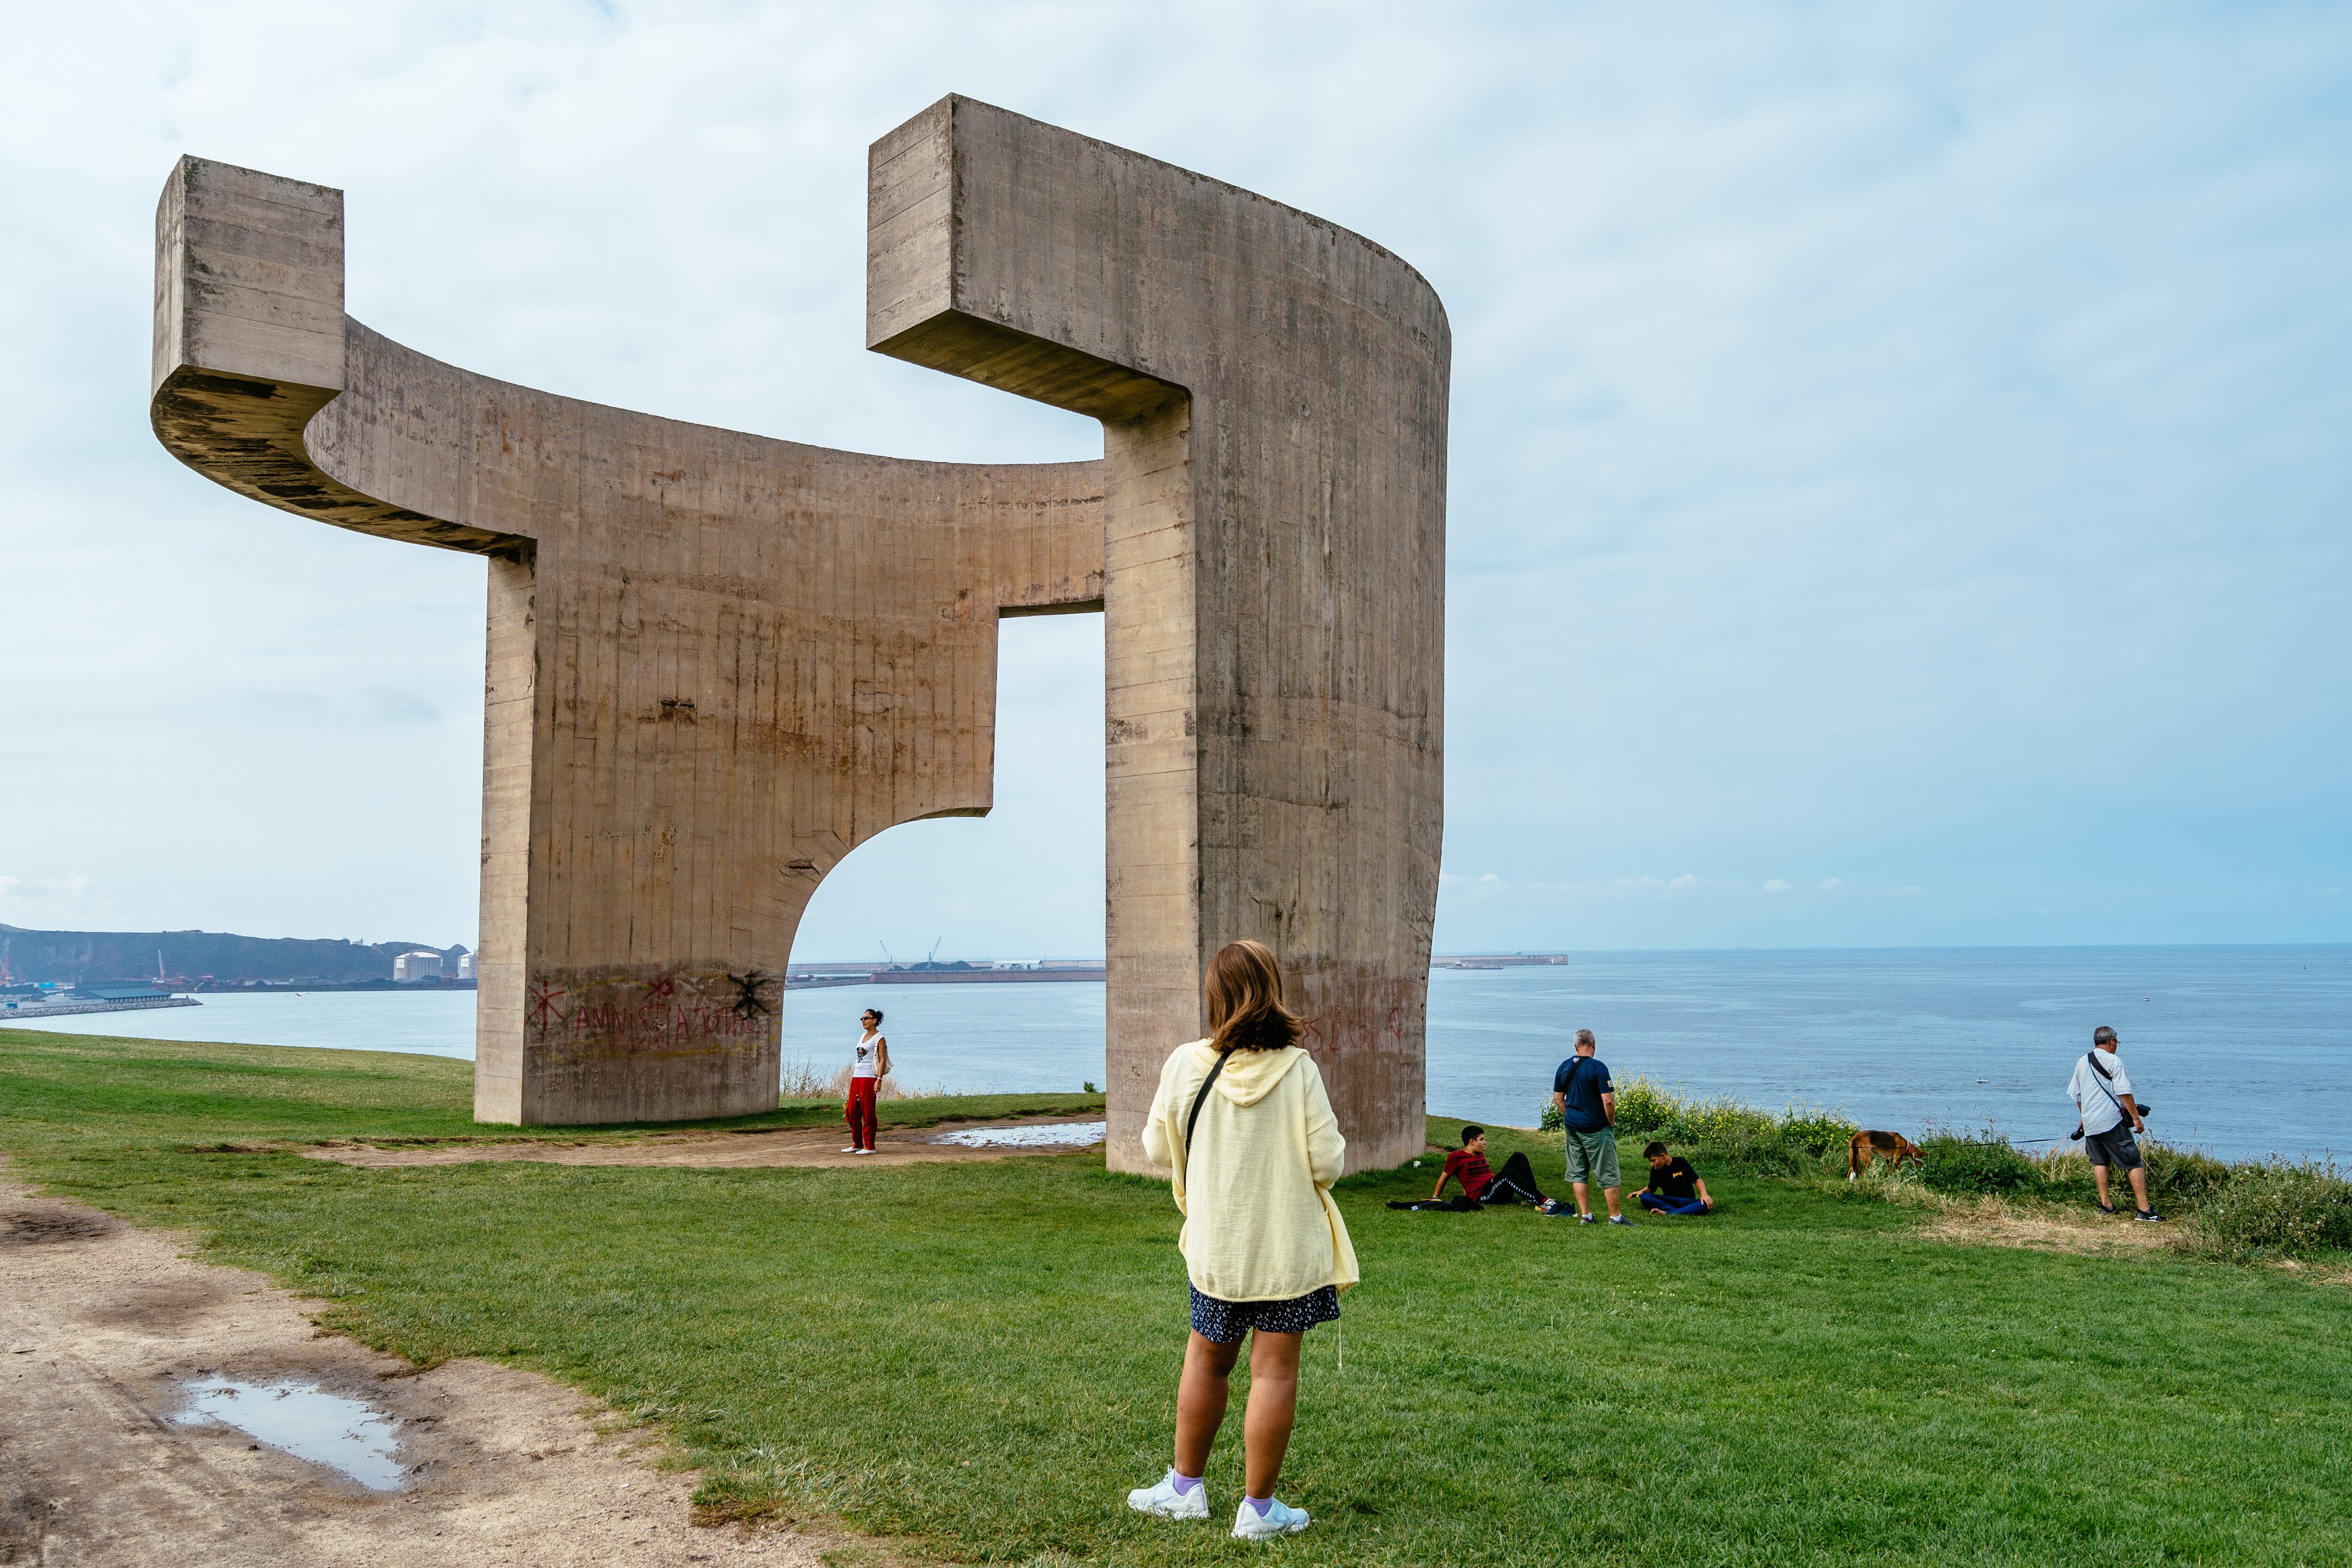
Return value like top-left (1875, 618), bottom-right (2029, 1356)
top-left (1779, 1106), bottom-right (1861, 1157)
top-left (1672, 1096), bottom-right (1783, 1148)
top-left (1579, 1078), bottom-right (1856, 1178)
top-left (1607, 1075), bottom-right (1678, 1136)
top-left (1537, 1098), bottom-right (1563, 1134)
top-left (2144, 1143), bottom-right (2235, 1215)
top-left (2177, 1161), bottom-right (2352, 1261)
top-left (1919, 1130), bottom-right (2042, 1196)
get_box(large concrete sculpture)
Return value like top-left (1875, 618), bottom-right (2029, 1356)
top-left (151, 97), bottom-right (1447, 1173)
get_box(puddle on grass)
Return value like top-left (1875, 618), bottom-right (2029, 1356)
top-left (931, 1120), bottom-right (1107, 1149)
top-left (171, 1377), bottom-right (405, 1490)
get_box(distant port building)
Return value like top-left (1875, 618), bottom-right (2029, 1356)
top-left (393, 951), bottom-right (444, 983)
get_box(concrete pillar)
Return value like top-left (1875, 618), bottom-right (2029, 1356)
top-left (867, 99), bottom-right (1448, 1173)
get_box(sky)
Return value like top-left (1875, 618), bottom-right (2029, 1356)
top-left (2, 1), bottom-right (2346, 959)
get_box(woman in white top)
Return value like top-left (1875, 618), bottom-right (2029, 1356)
top-left (843, 1008), bottom-right (890, 1154)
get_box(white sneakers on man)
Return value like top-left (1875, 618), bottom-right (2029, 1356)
top-left (1232, 1496), bottom-right (1311, 1539)
top-left (1126, 1470), bottom-right (1210, 1520)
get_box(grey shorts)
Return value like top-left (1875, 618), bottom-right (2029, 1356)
top-left (2083, 1124), bottom-right (2145, 1171)
top-left (1564, 1127), bottom-right (1621, 1189)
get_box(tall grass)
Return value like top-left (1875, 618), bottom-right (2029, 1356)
top-left (1533, 1076), bottom-right (2352, 1265)
top-left (777, 1059), bottom-right (948, 1101)
top-left (2174, 1159), bottom-right (2352, 1261)
top-left (1540, 1076), bottom-right (1858, 1177)
top-left (1883, 1129), bottom-right (2352, 1263)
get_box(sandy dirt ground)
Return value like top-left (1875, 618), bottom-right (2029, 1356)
top-left (305, 1114), bottom-right (1107, 1171)
top-left (0, 1173), bottom-right (834, 1568)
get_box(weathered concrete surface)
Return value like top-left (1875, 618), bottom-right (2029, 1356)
top-left (151, 102), bottom-right (1446, 1170)
top-left (151, 156), bottom-right (1104, 1127)
top-left (869, 98), bottom-right (1448, 1172)
top-left (0, 1178), bottom-right (820, 1567)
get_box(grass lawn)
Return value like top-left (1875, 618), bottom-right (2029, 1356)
top-left (3, 1026), bottom-right (2347, 1566)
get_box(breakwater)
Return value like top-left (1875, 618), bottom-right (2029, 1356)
top-left (1, 995), bottom-right (202, 1020)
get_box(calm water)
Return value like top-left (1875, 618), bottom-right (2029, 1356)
top-left (14, 947), bottom-right (2346, 1162)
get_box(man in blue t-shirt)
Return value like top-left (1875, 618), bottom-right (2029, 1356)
top-left (1549, 1029), bottom-right (1628, 1224)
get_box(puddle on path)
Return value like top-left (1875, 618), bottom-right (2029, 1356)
top-left (171, 1376), bottom-right (406, 1490)
top-left (931, 1121), bottom-right (1106, 1149)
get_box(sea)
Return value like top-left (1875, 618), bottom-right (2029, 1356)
top-left (12, 946), bottom-right (2345, 1163)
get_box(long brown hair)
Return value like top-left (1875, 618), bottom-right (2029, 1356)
top-left (1205, 939), bottom-right (1302, 1053)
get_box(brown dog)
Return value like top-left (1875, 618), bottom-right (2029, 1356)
top-left (1848, 1130), bottom-right (1923, 1179)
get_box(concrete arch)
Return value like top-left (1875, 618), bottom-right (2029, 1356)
top-left (151, 154), bottom-right (1103, 1125)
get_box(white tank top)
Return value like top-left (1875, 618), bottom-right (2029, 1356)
top-left (851, 1030), bottom-right (881, 1080)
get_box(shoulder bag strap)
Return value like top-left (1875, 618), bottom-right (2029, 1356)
top-left (1182, 1047), bottom-right (1236, 1179)
top-left (2084, 1053), bottom-right (2128, 1116)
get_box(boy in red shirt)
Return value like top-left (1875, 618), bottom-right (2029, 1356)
top-left (1392, 1127), bottom-right (1555, 1210)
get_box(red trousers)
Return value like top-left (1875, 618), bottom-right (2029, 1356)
top-left (845, 1077), bottom-right (878, 1150)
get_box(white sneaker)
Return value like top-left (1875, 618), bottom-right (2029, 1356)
top-left (841, 1147), bottom-right (859, 1154)
top-left (853, 1147), bottom-right (874, 1155)
top-left (1232, 1496), bottom-right (1310, 1539)
top-left (1127, 1470), bottom-right (1209, 1520)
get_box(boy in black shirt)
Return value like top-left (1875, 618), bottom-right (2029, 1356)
top-left (1636, 1141), bottom-right (1713, 1217)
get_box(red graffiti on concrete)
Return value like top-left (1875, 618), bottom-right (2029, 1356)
top-left (529, 972), bottom-right (779, 1056)
top-left (1297, 1003), bottom-right (1413, 1057)
top-left (527, 981), bottom-right (568, 1030)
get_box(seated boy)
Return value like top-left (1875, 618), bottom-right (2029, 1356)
top-left (1636, 1141), bottom-right (1713, 1216)
top-left (1391, 1126), bottom-right (1554, 1210)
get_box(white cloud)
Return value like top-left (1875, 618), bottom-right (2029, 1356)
top-left (1668, 874), bottom-right (1702, 891)
top-left (1820, 879), bottom-right (1847, 891)
top-left (1890, 885), bottom-right (1924, 899)
top-left (1479, 873), bottom-right (1502, 884)
top-left (1764, 878), bottom-right (1791, 892)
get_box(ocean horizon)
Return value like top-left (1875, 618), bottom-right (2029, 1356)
top-left (11, 943), bottom-right (2344, 1164)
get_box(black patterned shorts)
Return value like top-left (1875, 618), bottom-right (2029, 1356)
top-left (1189, 1283), bottom-right (1340, 1342)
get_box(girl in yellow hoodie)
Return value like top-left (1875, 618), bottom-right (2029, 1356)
top-left (1126, 940), bottom-right (1358, 1541)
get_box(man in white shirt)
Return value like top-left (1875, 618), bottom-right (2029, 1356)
top-left (2067, 1025), bottom-right (2163, 1221)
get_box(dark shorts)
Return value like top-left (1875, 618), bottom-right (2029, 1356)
top-left (1189, 1284), bottom-right (1340, 1342)
top-left (2083, 1124), bottom-right (2145, 1171)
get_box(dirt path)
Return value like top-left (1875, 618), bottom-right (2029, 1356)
top-left (306, 1114), bottom-right (1106, 1170)
top-left (0, 1175), bottom-right (827, 1567)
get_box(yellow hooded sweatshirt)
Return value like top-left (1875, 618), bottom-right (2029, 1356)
top-left (1140, 1040), bottom-right (1360, 1303)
